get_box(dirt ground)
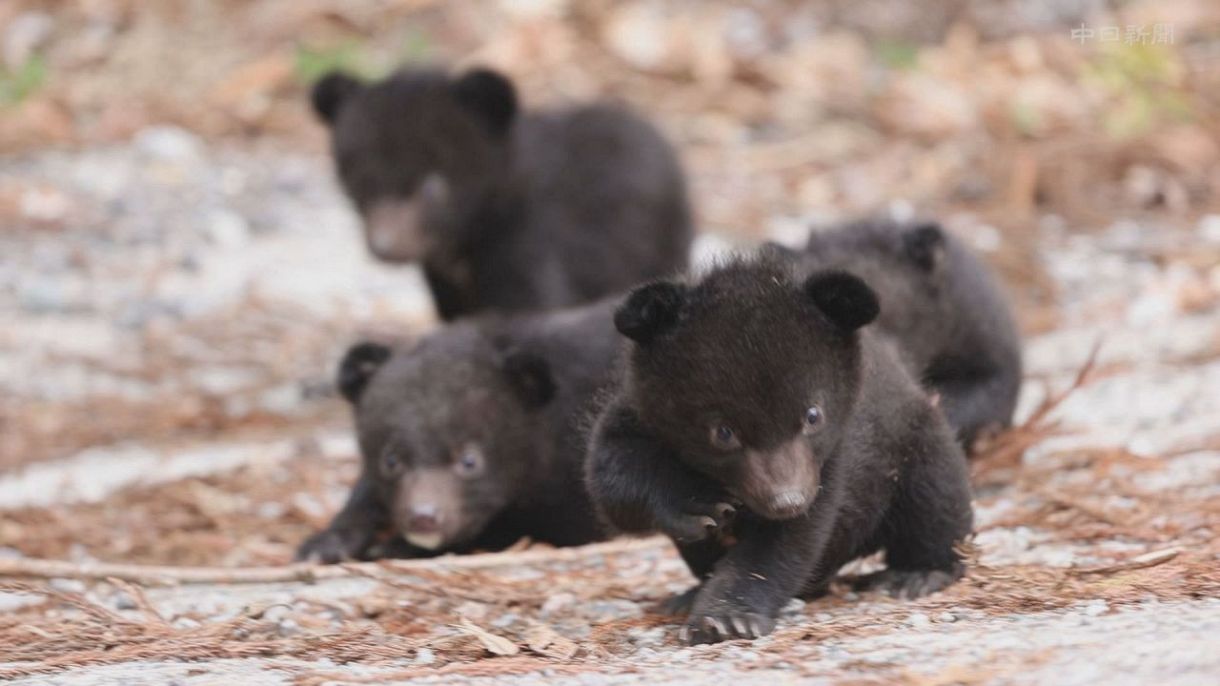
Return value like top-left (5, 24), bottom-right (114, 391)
top-left (2, 1), bottom-right (1219, 684)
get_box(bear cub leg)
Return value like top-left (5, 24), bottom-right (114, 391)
top-left (855, 416), bottom-right (973, 599)
top-left (296, 472), bottom-right (387, 563)
top-left (586, 406), bottom-right (737, 545)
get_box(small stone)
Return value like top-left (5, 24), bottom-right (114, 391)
top-left (1084, 600), bottom-right (1108, 617)
top-left (263, 605), bottom-right (290, 623)
top-left (541, 592), bottom-right (576, 615)
top-left (49, 579), bottom-right (86, 594)
top-left (3, 11), bottom-right (54, 69)
top-left (414, 647), bottom-right (436, 665)
top-left (454, 601), bottom-right (489, 621)
top-left (907, 612), bottom-right (932, 628)
top-left (668, 649), bottom-right (693, 663)
top-left (781, 598), bottom-right (806, 615)
top-left (936, 612), bottom-right (958, 623)
top-left (490, 612), bottom-right (518, 629)
top-left (258, 384), bottom-right (302, 415)
top-left (205, 209), bottom-right (251, 248)
top-left (135, 126), bottom-right (204, 161)
top-left (113, 592), bottom-right (138, 611)
top-left (278, 618), bottom-right (300, 637)
top-left (1200, 215), bottom-right (1220, 244)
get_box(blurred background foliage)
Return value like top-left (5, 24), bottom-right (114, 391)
top-left (1, 0), bottom-right (1217, 235)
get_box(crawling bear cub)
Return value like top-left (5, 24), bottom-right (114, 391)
top-left (586, 256), bottom-right (974, 644)
top-left (312, 66), bottom-right (692, 320)
top-left (298, 301), bottom-right (621, 562)
top-left (792, 218), bottom-right (1022, 449)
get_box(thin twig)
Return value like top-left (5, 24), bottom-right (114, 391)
top-left (1067, 548), bottom-right (1182, 577)
top-left (0, 537), bottom-right (669, 586)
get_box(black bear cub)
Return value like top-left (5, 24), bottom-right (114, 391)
top-left (783, 218), bottom-right (1022, 449)
top-left (586, 256), bottom-right (974, 644)
top-left (312, 66), bottom-right (693, 320)
top-left (298, 301), bottom-right (620, 562)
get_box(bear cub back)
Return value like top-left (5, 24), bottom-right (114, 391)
top-left (313, 67), bottom-right (693, 320)
top-left (788, 218), bottom-right (1022, 448)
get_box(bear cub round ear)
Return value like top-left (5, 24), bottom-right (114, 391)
top-left (803, 270), bottom-right (880, 332)
top-left (312, 71), bottom-right (363, 124)
top-left (902, 222), bottom-right (946, 272)
top-left (501, 350), bottom-right (556, 408)
top-left (615, 281), bottom-right (687, 345)
top-left (337, 342), bottom-right (392, 403)
top-left (451, 68), bottom-right (518, 137)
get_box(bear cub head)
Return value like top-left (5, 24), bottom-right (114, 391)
top-left (336, 329), bottom-right (555, 551)
top-left (616, 258), bottom-right (880, 520)
top-left (312, 67), bottom-right (519, 263)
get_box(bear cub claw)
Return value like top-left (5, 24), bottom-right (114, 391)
top-left (295, 530), bottom-right (360, 564)
top-left (851, 567), bottom-right (962, 600)
top-left (680, 611), bottom-right (776, 645)
top-left (657, 499), bottom-right (736, 544)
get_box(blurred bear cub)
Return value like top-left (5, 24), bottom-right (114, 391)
top-left (777, 218), bottom-right (1022, 449)
top-left (312, 66), bottom-right (693, 320)
top-left (586, 256), bottom-right (974, 644)
top-left (298, 301), bottom-right (621, 563)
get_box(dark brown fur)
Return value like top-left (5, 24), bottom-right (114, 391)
top-left (586, 256), bottom-right (974, 643)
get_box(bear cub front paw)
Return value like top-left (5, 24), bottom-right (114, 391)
top-left (851, 566), bottom-right (963, 600)
top-left (295, 530), bottom-right (363, 564)
top-left (656, 497), bottom-right (736, 544)
top-left (680, 609), bottom-right (777, 645)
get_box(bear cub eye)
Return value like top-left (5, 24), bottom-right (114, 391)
top-left (802, 405), bottom-right (824, 435)
top-left (380, 449), bottom-right (403, 476)
top-left (709, 423), bottom-right (742, 451)
top-left (454, 444), bottom-right (484, 476)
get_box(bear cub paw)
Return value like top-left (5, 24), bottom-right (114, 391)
top-left (295, 530), bottom-right (362, 564)
top-left (656, 498), bottom-right (736, 544)
top-left (680, 610), bottom-right (776, 645)
top-left (851, 566), bottom-right (963, 600)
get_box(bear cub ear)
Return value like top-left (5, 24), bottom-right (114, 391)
top-left (501, 351), bottom-right (556, 408)
top-left (902, 222), bottom-right (946, 272)
top-left (803, 270), bottom-right (880, 333)
top-left (615, 281), bottom-right (687, 345)
top-left (337, 342), bottom-right (392, 403)
top-left (451, 68), bottom-right (518, 137)
top-left (312, 71), bottom-right (363, 124)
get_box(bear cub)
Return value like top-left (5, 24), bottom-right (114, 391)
top-left (782, 218), bottom-right (1022, 449)
top-left (586, 256), bottom-right (974, 644)
top-left (298, 300), bottom-right (622, 562)
top-left (313, 66), bottom-right (693, 320)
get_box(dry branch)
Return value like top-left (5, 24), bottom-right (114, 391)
top-left (0, 537), bottom-right (670, 585)
top-left (1066, 548), bottom-right (1182, 577)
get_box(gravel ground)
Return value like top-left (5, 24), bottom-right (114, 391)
top-left (1, 135), bottom-right (1218, 684)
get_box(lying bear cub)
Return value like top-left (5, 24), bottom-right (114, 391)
top-left (791, 218), bottom-right (1022, 449)
top-left (586, 256), bottom-right (974, 644)
top-left (312, 66), bottom-right (692, 320)
top-left (298, 301), bottom-right (621, 562)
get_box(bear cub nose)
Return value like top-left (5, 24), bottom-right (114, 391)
top-left (408, 504), bottom-right (441, 532)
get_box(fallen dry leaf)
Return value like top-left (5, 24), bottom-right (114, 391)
top-left (524, 622), bottom-right (579, 660)
top-left (455, 618), bottom-right (520, 657)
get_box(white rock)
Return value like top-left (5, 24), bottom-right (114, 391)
top-left (205, 209), bottom-right (251, 248)
top-left (134, 126), bottom-right (204, 162)
top-left (3, 11), bottom-right (53, 69)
